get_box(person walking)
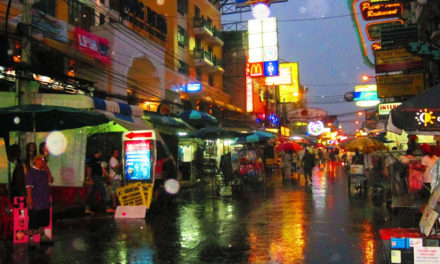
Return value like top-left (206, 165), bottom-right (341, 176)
top-left (26, 155), bottom-right (53, 243)
top-left (8, 144), bottom-right (27, 198)
top-left (108, 148), bottom-right (122, 209)
top-left (282, 150), bottom-right (292, 181)
top-left (301, 149), bottom-right (315, 186)
top-left (84, 150), bottom-right (115, 215)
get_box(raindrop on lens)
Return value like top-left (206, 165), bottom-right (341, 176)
top-left (46, 131), bottom-right (67, 155)
top-left (164, 179), bottom-right (180, 195)
top-left (13, 116), bottom-right (20, 124)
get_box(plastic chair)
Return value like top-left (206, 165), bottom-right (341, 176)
top-left (0, 195), bottom-right (13, 239)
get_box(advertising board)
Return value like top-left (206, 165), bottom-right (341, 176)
top-left (375, 48), bottom-right (423, 73)
top-left (378, 102), bottom-right (401, 115)
top-left (376, 73), bottom-right (424, 98)
top-left (360, 1), bottom-right (403, 21)
top-left (123, 130), bottom-right (156, 182)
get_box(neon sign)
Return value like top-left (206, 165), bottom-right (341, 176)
top-left (360, 1), bottom-right (402, 21)
top-left (416, 109), bottom-right (437, 127)
top-left (249, 62), bottom-right (264, 77)
top-left (308, 121), bottom-right (325, 136)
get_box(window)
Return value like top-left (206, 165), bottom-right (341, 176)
top-left (208, 74), bottom-right (213, 86)
top-left (177, 0), bottom-right (188, 15)
top-left (34, 0), bottom-right (56, 17)
top-left (178, 60), bottom-right (189, 75)
top-left (194, 6), bottom-right (200, 18)
top-left (196, 69), bottom-right (202, 81)
top-left (195, 38), bottom-right (201, 50)
top-left (177, 26), bottom-right (188, 49)
top-left (68, 0), bottom-right (95, 31)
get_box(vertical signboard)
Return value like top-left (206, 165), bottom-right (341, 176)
top-left (246, 63), bottom-right (254, 112)
top-left (122, 130), bottom-right (156, 182)
top-left (248, 17), bottom-right (279, 76)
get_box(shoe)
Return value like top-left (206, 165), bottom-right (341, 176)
top-left (84, 209), bottom-right (94, 215)
top-left (105, 208), bottom-right (116, 214)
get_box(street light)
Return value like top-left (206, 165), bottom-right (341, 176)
top-left (357, 111), bottom-right (364, 116)
top-left (361, 74), bottom-right (375, 82)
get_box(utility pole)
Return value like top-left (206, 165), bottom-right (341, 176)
top-left (16, 0), bottom-right (34, 106)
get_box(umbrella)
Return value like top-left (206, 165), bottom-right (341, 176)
top-left (340, 137), bottom-right (388, 153)
top-left (187, 127), bottom-right (243, 139)
top-left (0, 104), bottom-right (110, 132)
top-left (235, 131), bottom-right (275, 144)
top-left (178, 110), bottom-right (217, 128)
top-left (276, 142), bottom-right (303, 152)
top-left (315, 143), bottom-right (325, 148)
top-left (295, 138), bottom-right (313, 145)
top-left (387, 83), bottom-right (440, 135)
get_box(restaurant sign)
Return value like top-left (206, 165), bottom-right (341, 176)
top-left (360, 1), bottom-right (403, 21)
top-left (376, 73), bottom-right (424, 98)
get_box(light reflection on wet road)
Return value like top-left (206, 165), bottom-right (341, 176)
top-left (1, 166), bottom-right (419, 263)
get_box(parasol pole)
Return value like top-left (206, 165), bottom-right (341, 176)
top-left (33, 112), bottom-right (36, 143)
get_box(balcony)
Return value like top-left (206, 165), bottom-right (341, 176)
top-left (206, 27), bottom-right (224, 47)
top-left (193, 48), bottom-right (214, 68)
top-left (193, 17), bottom-right (213, 40)
top-left (210, 56), bottom-right (224, 73)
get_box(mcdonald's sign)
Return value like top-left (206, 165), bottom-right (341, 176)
top-left (249, 62), bottom-right (264, 77)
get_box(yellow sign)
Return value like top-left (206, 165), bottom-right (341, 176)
top-left (117, 182), bottom-right (148, 206)
top-left (280, 126), bottom-right (290, 136)
top-left (376, 73), bottom-right (424, 98)
top-left (266, 62), bottom-right (297, 85)
top-left (354, 84), bottom-right (377, 92)
top-left (141, 183), bottom-right (154, 209)
top-left (275, 63), bottom-right (300, 103)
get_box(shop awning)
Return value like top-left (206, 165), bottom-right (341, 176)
top-left (143, 111), bottom-right (193, 135)
top-left (92, 98), bottom-right (149, 131)
top-left (386, 83), bottom-right (440, 135)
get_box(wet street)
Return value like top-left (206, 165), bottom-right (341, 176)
top-left (1, 166), bottom-right (420, 264)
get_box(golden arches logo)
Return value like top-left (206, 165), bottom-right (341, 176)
top-left (249, 63), bottom-right (263, 77)
top-left (415, 109), bottom-right (437, 127)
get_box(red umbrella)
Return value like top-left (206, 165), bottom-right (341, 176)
top-left (315, 143), bottom-right (325, 148)
top-left (276, 142), bottom-right (303, 152)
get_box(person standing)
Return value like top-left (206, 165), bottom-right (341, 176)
top-left (26, 155), bottom-right (53, 243)
top-left (8, 144), bottom-right (27, 198)
top-left (420, 144), bottom-right (438, 212)
top-left (351, 149), bottom-right (364, 166)
top-left (301, 149), bottom-right (315, 186)
top-left (84, 150), bottom-right (115, 215)
top-left (25, 142), bottom-right (37, 171)
top-left (108, 148), bottom-right (122, 209)
top-left (282, 150), bottom-right (292, 181)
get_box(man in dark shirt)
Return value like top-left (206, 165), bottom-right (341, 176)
top-left (351, 149), bottom-right (364, 165)
top-left (301, 149), bottom-right (315, 186)
top-left (84, 150), bottom-right (114, 214)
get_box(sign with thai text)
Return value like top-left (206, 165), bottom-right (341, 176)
top-left (360, 1), bottom-right (403, 21)
top-left (377, 73), bottom-right (424, 98)
top-left (74, 27), bottom-right (110, 64)
top-left (378, 102), bottom-right (401, 115)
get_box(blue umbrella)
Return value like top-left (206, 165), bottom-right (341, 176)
top-left (178, 110), bottom-right (217, 128)
top-left (235, 131), bottom-right (275, 144)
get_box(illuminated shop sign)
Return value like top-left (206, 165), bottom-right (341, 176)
top-left (248, 62), bottom-right (264, 77)
top-left (246, 63), bottom-right (254, 112)
top-left (236, 0), bottom-right (287, 8)
top-left (354, 85), bottom-right (380, 107)
top-left (185, 82), bottom-right (202, 92)
top-left (360, 1), bottom-right (403, 21)
top-left (366, 20), bottom-right (403, 41)
top-left (378, 102), bottom-right (401, 115)
top-left (267, 62), bottom-right (300, 103)
top-left (248, 17), bottom-right (279, 75)
top-left (308, 121), bottom-right (325, 136)
top-left (263, 61), bottom-right (279, 77)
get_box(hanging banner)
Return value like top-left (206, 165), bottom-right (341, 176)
top-left (287, 108), bottom-right (327, 122)
top-left (74, 27), bottom-right (111, 64)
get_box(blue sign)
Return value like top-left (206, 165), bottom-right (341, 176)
top-left (186, 82), bottom-right (202, 93)
top-left (353, 91), bottom-right (378, 101)
top-left (263, 61), bottom-right (279, 77)
top-left (124, 140), bottom-right (152, 181)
